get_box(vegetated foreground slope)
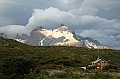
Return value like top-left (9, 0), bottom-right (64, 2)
top-left (0, 38), bottom-right (120, 67)
top-left (0, 38), bottom-right (120, 79)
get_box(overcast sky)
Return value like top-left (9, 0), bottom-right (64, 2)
top-left (0, 0), bottom-right (120, 49)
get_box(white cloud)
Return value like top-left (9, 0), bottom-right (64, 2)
top-left (0, 25), bottom-right (30, 38)
top-left (69, 6), bottom-right (98, 16)
top-left (26, 7), bottom-right (76, 29)
top-left (26, 7), bottom-right (120, 32)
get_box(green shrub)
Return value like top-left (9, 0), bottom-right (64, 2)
top-left (104, 65), bottom-right (118, 71)
top-left (1, 56), bottom-right (35, 78)
top-left (90, 71), bottom-right (114, 79)
top-left (24, 67), bottom-right (48, 79)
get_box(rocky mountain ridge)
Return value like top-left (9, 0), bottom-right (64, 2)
top-left (15, 24), bottom-right (113, 49)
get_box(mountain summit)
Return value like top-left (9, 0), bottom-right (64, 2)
top-left (33, 26), bottom-right (45, 31)
top-left (60, 23), bottom-right (65, 27)
top-left (15, 24), bottom-right (113, 49)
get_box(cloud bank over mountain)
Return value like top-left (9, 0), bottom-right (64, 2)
top-left (0, 0), bottom-right (120, 49)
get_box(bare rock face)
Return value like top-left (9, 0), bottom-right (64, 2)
top-left (15, 33), bottom-right (21, 39)
top-left (33, 26), bottom-right (44, 31)
top-left (21, 34), bottom-right (29, 40)
top-left (15, 24), bottom-right (113, 49)
top-left (72, 31), bottom-right (113, 49)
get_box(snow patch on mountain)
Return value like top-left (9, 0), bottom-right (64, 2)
top-left (15, 39), bottom-right (26, 43)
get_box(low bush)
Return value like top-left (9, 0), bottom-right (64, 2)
top-left (1, 56), bottom-right (35, 79)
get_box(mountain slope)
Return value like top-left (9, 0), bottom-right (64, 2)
top-left (15, 24), bottom-right (113, 49)
top-left (72, 31), bottom-right (112, 49)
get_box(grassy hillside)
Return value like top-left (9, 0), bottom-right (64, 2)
top-left (0, 38), bottom-right (120, 66)
top-left (0, 38), bottom-right (120, 79)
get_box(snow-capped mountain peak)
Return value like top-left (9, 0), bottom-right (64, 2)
top-left (15, 24), bottom-right (113, 49)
